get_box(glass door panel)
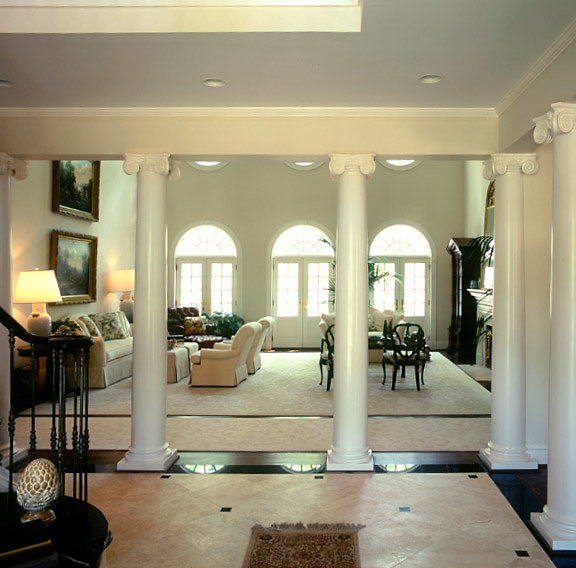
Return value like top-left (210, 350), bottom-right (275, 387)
top-left (211, 262), bottom-right (234, 313)
top-left (273, 258), bottom-right (333, 347)
top-left (178, 262), bottom-right (203, 309)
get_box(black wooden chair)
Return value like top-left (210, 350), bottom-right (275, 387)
top-left (319, 324), bottom-right (335, 391)
top-left (382, 322), bottom-right (427, 391)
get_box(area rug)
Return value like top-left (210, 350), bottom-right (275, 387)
top-left (242, 523), bottom-right (364, 568)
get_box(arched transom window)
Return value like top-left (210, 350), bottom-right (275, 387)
top-left (176, 225), bottom-right (237, 256)
top-left (370, 224), bottom-right (431, 257)
top-left (175, 225), bottom-right (237, 314)
top-left (272, 225), bottom-right (334, 257)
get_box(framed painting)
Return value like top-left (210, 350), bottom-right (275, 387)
top-left (50, 230), bottom-right (98, 304)
top-left (52, 160), bottom-right (100, 221)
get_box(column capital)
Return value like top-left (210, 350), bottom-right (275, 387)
top-left (0, 153), bottom-right (28, 180)
top-left (123, 153), bottom-right (181, 181)
top-left (483, 154), bottom-right (538, 181)
top-left (329, 154), bottom-right (376, 181)
top-left (533, 102), bottom-right (576, 145)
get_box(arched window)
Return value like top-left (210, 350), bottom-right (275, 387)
top-left (272, 225), bottom-right (334, 348)
top-left (272, 225), bottom-right (334, 257)
top-left (369, 225), bottom-right (432, 334)
top-left (370, 224), bottom-right (431, 257)
top-left (175, 225), bottom-right (237, 314)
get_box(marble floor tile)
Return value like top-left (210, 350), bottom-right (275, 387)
top-left (84, 472), bottom-right (555, 568)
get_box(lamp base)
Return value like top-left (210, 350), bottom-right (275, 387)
top-left (27, 303), bottom-right (52, 336)
top-left (119, 294), bottom-right (134, 324)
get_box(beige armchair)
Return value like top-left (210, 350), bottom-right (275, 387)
top-left (189, 321), bottom-right (261, 387)
top-left (247, 316), bottom-right (275, 374)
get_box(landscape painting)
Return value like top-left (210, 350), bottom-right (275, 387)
top-left (50, 230), bottom-right (97, 304)
top-left (52, 160), bottom-right (100, 221)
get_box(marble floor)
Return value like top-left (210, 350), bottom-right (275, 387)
top-left (88, 467), bottom-right (555, 568)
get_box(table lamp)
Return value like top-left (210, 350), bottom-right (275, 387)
top-left (108, 269), bottom-right (135, 323)
top-left (13, 269), bottom-right (62, 336)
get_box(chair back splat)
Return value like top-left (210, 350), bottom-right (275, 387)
top-left (381, 322), bottom-right (427, 391)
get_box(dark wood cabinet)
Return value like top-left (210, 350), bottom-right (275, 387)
top-left (446, 238), bottom-right (481, 364)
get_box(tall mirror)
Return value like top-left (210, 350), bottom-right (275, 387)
top-left (482, 180), bottom-right (495, 289)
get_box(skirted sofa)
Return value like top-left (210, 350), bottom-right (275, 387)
top-left (68, 311), bottom-right (133, 388)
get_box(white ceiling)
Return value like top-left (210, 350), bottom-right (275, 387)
top-left (0, 0), bottom-right (576, 111)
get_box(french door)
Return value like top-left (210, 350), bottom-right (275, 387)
top-left (272, 257), bottom-right (333, 348)
top-left (372, 257), bottom-right (430, 338)
top-left (176, 257), bottom-right (236, 314)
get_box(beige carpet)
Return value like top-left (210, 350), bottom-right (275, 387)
top-left (16, 352), bottom-right (492, 452)
top-left (29, 351), bottom-right (491, 417)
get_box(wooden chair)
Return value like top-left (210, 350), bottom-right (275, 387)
top-left (382, 323), bottom-right (427, 391)
top-left (319, 324), bottom-right (335, 391)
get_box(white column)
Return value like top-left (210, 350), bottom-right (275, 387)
top-left (117, 154), bottom-right (180, 472)
top-left (326, 154), bottom-right (374, 471)
top-left (479, 154), bottom-right (538, 471)
top-left (531, 102), bottom-right (576, 550)
top-left (0, 154), bottom-right (28, 471)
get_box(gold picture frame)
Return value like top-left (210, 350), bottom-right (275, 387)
top-left (52, 160), bottom-right (100, 221)
top-left (50, 230), bottom-right (98, 304)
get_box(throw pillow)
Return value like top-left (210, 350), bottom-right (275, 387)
top-left (78, 315), bottom-right (102, 338)
top-left (117, 310), bottom-right (132, 338)
top-left (184, 316), bottom-right (205, 335)
top-left (89, 312), bottom-right (129, 341)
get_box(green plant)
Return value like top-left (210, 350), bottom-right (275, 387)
top-left (319, 238), bottom-right (402, 306)
top-left (208, 312), bottom-right (245, 338)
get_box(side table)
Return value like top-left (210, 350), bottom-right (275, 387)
top-left (186, 334), bottom-right (224, 349)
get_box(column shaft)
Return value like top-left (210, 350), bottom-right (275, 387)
top-left (480, 154), bottom-right (538, 471)
top-left (117, 154), bottom-right (179, 472)
top-left (0, 155), bottom-right (27, 466)
top-left (531, 103), bottom-right (576, 550)
top-left (326, 154), bottom-right (374, 471)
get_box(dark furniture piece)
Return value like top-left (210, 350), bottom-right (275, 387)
top-left (167, 306), bottom-right (217, 340)
top-left (446, 238), bottom-right (481, 364)
top-left (319, 324), bottom-right (334, 391)
top-left (382, 323), bottom-right (427, 391)
top-left (0, 305), bottom-right (110, 567)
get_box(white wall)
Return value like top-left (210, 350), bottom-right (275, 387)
top-left (167, 159), bottom-right (466, 348)
top-left (10, 160), bottom-right (136, 326)
top-left (464, 160), bottom-right (488, 238)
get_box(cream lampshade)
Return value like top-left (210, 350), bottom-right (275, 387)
top-left (108, 269), bottom-right (135, 323)
top-left (13, 269), bottom-right (62, 336)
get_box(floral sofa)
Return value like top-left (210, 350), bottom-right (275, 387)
top-left (68, 311), bottom-right (133, 388)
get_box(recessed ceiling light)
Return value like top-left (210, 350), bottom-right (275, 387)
top-left (0, 79), bottom-right (14, 88)
top-left (203, 78), bottom-right (226, 88)
top-left (419, 74), bottom-right (442, 84)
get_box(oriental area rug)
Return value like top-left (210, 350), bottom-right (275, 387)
top-left (242, 523), bottom-right (364, 568)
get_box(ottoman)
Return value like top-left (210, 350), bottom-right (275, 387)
top-left (167, 346), bottom-right (191, 383)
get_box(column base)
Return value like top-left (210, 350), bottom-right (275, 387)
top-left (531, 509), bottom-right (576, 551)
top-left (325, 447), bottom-right (374, 471)
top-left (479, 444), bottom-right (538, 471)
top-left (117, 445), bottom-right (178, 472)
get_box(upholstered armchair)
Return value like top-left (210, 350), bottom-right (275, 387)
top-left (247, 316), bottom-right (275, 374)
top-left (189, 321), bottom-right (261, 387)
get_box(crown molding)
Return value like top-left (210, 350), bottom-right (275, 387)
top-left (0, 106), bottom-right (498, 119)
top-left (495, 18), bottom-right (576, 116)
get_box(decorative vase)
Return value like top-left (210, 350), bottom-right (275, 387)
top-left (17, 458), bottom-right (60, 525)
